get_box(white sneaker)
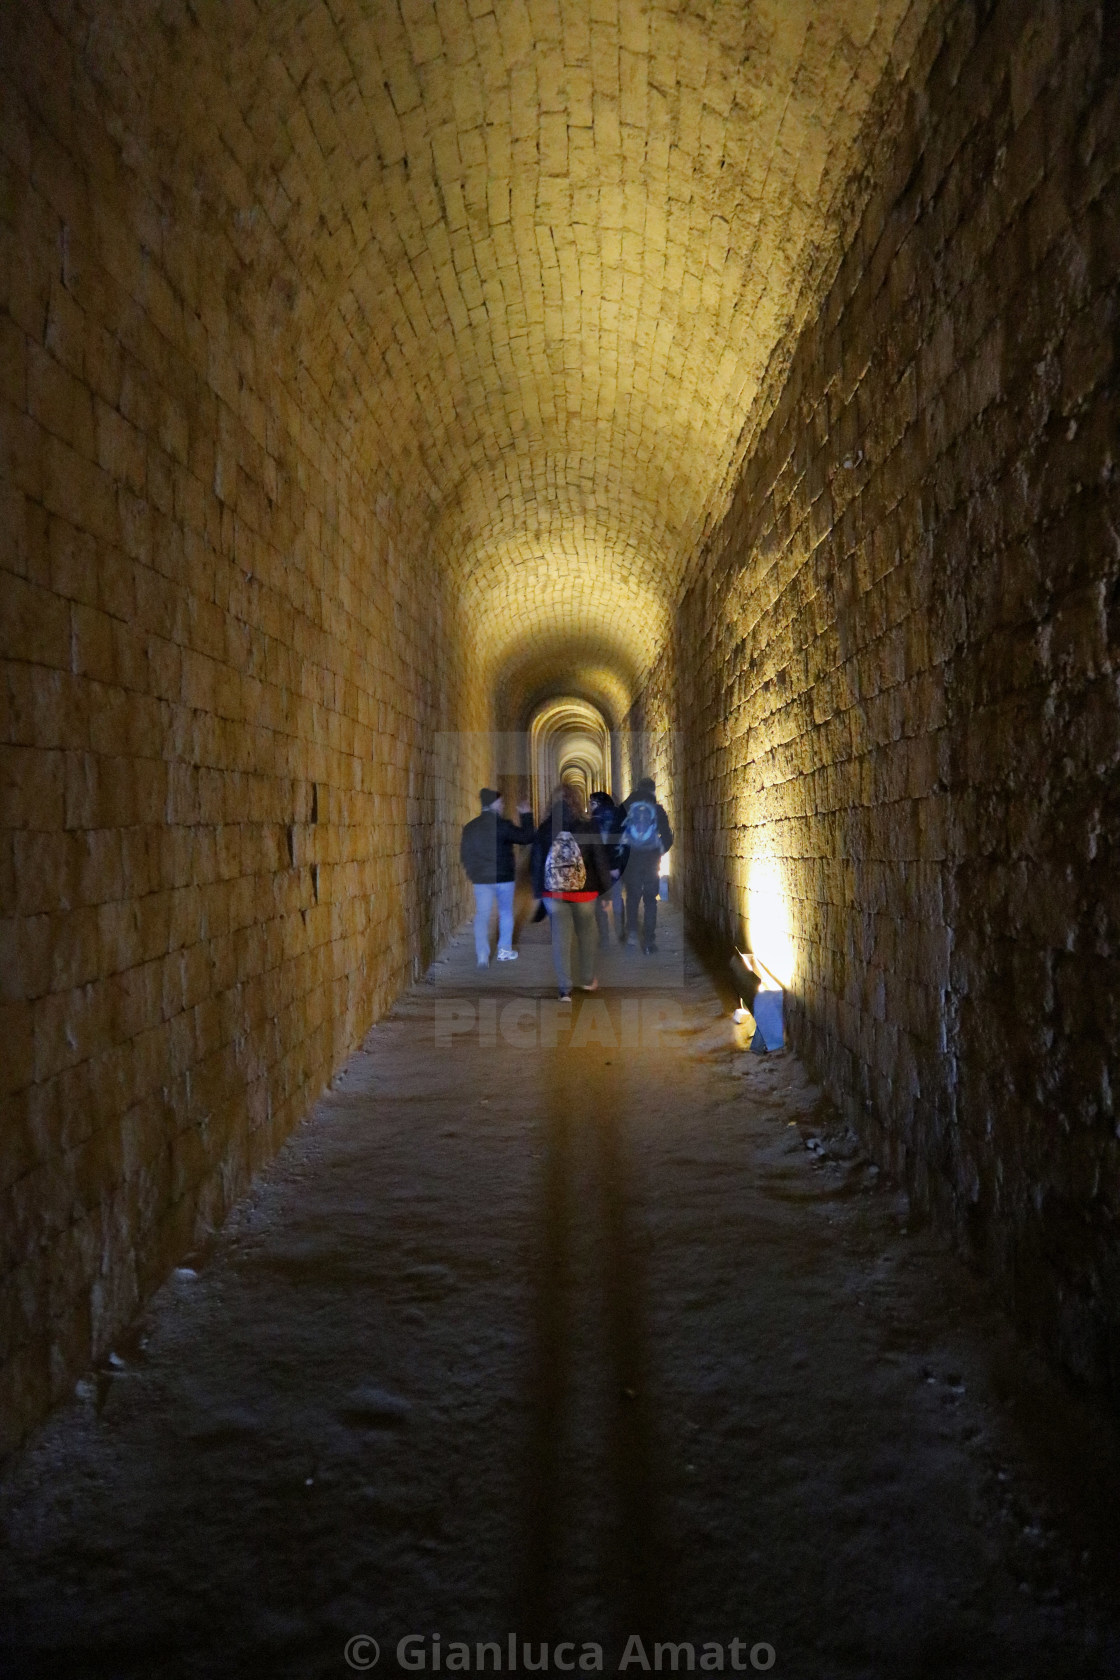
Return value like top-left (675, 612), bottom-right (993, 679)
top-left (477, 957), bottom-right (490, 968)
top-left (496, 948), bottom-right (519, 961)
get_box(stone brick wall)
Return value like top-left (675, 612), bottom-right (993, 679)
top-left (5, 0), bottom-right (1118, 1451)
top-left (0, 7), bottom-right (481, 1450)
top-left (649, 0), bottom-right (1120, 1394)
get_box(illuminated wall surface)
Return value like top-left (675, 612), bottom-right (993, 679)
top-left (644, 1), bottom-right (1120, 1397)
top-left (1, 0), bottom-right (1118, 1442)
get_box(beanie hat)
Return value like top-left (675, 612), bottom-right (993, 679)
top-left (480, 787), bottom-right (500, 807)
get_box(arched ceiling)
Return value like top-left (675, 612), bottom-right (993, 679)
top-left (500, 630), bottom-right (638, 730)
top-left (530, 695), bottom-right (613, 805)
top-left (133, 0), bottom-right (923, 708)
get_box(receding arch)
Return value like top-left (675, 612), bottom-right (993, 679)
top-left (493, 630), bottom-right (639, 737)
top-left (529, 697), bottom-right (615, 813)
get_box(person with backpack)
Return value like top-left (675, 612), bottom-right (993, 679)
top-left (589, 789), bottom-right (627, 942)
top-left (460, 787), bottom-right (534, 967)
top-left (617, 776), bottom-right (673, 953)
top-left (530, 784), bottom-right (612, 1002)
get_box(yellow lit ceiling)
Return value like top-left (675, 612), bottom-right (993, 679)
top-left (126, 0), bottom-right (924, 717)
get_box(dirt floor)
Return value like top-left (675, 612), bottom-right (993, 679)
top-left (3, 908), bottom-right (1120, 1680)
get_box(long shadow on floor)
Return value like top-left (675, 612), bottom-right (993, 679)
top-left (518, 1039), bottom-right (669, 1645)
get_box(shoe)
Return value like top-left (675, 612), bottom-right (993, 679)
top-left (496, 948), bottom-right (519, 961)
top-left (476, 957), bottom-right (490, 968)
top-left (579, 978), bottom-right (599, 992)
top-left (557, 991), bottom-right (572, 1004)
top-left (626, 935), bottom-right (637, 947)
top-left (645, 941), bottom-right (658, 953)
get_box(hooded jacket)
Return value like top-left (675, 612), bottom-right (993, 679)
top-left (590, 795), bottom-right (628, 874)
top-left (617, 790), bottom-right (674, 855)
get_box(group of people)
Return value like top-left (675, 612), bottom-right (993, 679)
top-left (459, 779), bottom-right (674, 1001)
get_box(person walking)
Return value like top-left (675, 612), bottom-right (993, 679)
top-left (617, 776), bottom-right (673, 954)
top-left (589, 789), bottom-right (627, 942)
top-left (531, 784), bottom-right (612, 1002)
top-left (460, 787), bottom-right (534, 968)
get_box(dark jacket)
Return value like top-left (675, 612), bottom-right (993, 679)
top-left (617, 793), bottom-right (674, 854)
top-left (460, 808), bottom-right (533, 884)
top-left (530, 804), bottom-right (613, 899)
top-left (590, 797), bottom-right (628, 874)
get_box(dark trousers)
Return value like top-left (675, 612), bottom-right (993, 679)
top-left (595, 877), bottom-right (624, 940)
top-left (623, 851), bottom-right (660, 947)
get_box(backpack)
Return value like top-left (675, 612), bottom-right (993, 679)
top-left (544, 830), bottom-right (587, 893)
top-left (622, 799), bottom-right (659, 850)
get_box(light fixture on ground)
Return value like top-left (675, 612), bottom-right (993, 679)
top-left (730, 949), bottom-right (784, 1054)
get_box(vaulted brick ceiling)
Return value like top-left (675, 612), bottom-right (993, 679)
top-left (135, 0), bottom-right (920, 719)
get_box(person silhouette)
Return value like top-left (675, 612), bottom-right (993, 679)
top-left (460, 787), bottom-right (533, 966)
top-left (530, 784), bottom-right (612, 1001)
top-left (617, 777), bottom-right (673, 953)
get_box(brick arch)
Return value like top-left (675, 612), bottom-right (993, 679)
top-left (108, 0), bottom-right (921, 681)
top-left (529, 695), bottom-right (614, 808)
top-left (492, 629), bottom-right (642, 732)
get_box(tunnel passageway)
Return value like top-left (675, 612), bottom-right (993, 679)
top-left (3, 915), bottom-right (1119, 1680)
top-left (2, 0), bottom-right (1118, 1451)
top-left (2, 0), bottom-right (1119, 1664)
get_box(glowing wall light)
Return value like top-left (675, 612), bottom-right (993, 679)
top-left (745, 856), bottom-right (796, 988)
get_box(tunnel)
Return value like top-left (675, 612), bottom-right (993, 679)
top-left (1, 0), bottom-right (1119, 1671)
